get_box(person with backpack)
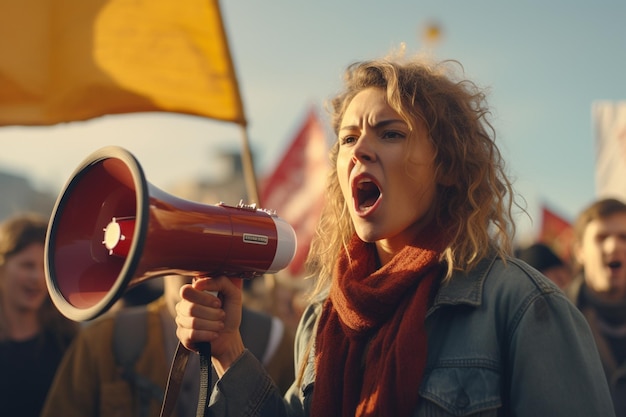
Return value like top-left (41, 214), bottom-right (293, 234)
top-left (41, 275), bottom-right (294, 417)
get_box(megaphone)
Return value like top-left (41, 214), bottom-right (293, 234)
top-left (45, 146), bottom-right (297, 322)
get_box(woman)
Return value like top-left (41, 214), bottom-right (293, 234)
top-left (0, 213), bottom-right (78, 417)
top-left (174, 57), bottom-right (615, 416)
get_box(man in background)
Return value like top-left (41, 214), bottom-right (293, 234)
top-left (565, 197), bottom-right (626, 416)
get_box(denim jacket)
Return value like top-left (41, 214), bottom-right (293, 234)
top-left (207, 255), bottom-right (615, 417)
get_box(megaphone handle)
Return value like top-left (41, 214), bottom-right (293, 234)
top-left (159, 341), bottom-right (193, 417)
top-left (158, 342), bottom-right (213, 417)
top-left (196, 342), bottom-right (212, 417)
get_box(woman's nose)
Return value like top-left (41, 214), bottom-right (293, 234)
top-left (351, 137), bottom-right (376, 163)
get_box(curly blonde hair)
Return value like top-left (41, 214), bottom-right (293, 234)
top-left (306, 57), bottom-right (517, 299)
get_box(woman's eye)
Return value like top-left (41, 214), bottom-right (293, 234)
top-left (340, 135), bottom-right (357, 145)
top-left (382, 130), bottom-right (405, 140)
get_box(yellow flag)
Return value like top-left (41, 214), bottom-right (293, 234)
top-left (0, 0), bottom-right (246, 126)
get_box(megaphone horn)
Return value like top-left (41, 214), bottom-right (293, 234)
top-left (45, 146), bottom-right (297, 322)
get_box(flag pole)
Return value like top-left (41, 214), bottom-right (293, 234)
top-left (238, 125), bottom-right (261, 205)
top-left (238, 125), bottom-right (277, 293)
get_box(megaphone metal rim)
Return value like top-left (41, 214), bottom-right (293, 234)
top-left (45, 146), bottom-right (150, 321)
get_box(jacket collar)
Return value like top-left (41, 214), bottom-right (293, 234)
top-left (427, 255), bottom-right (496, 316)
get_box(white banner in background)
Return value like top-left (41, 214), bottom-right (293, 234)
top-left (593, 101), bottom-right (626, 202)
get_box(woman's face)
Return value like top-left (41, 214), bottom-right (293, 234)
top-left (0, 243), bottom-right (47, 312)
top-left (336, 87), bottom-right (438, 262)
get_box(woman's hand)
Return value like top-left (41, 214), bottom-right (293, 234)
top-left (175, 275), bottom-right (245, 376)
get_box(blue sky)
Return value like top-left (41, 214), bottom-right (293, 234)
top-left (1, 0), bottom-right (625, 242)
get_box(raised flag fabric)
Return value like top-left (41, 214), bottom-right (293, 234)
top-left (0, 0), bottom-right (245, 126)
top-left (538, 205), bottom-right (574, 263)
top-left (593, 101), bottom-right (626, 202)
top-left (261, 108), bottom-right (330, 277)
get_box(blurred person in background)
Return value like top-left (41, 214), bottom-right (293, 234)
top-left (566, 197), bottom-right (626, 416)
top-left (515, 242), bottom-right (573, 289)
top-left (0, 213), bottom-right (78, 417)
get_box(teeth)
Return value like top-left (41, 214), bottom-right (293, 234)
top-left (357, 178), bottom-right (372, 189)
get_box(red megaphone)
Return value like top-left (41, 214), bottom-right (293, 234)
top-left (45, 146), bottom-right (296, 321)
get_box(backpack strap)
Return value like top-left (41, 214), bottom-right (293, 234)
top-left (113, 305), bottom-right (164, 417)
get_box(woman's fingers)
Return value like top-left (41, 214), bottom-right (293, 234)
top-left (180, 283), bottom-right (221, 309)
top-left (192, 275), bottom-right (243, 301)
top-left (174, 275), bottom-right (244, 353)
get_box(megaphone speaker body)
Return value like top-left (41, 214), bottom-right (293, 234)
top-left (45, 146), bottom-right (296, 321)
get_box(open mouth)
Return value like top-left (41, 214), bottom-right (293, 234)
top-left (356, 179), bottom-right (381, 212)
top-left (608, 260), bottom-right (623, 270)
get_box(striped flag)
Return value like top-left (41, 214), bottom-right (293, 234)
top-left (593, 101), bottom-right (626, 202)
top-left (261, 108), bottom-right (330, 277)
top-left (0, 0), bottom-right (245, 126)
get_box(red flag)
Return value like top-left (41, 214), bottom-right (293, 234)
top-left (261, 108), bottom-right (330, 277)
top-left (538, 205), bottom-right (574, 263)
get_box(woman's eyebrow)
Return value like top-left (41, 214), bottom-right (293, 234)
top-left (339, 118), bottom-right (406, 132)
top-left (372, 118), bottom-right (406, 129)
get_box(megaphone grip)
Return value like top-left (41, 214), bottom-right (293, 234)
top-left (196, 342), bottom-right (212, 417)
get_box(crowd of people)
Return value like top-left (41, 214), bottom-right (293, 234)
top-left (0, 54), bottom-right (625, 417)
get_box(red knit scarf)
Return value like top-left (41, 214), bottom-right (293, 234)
top-left (311, 228), bottom-right (446, 417)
